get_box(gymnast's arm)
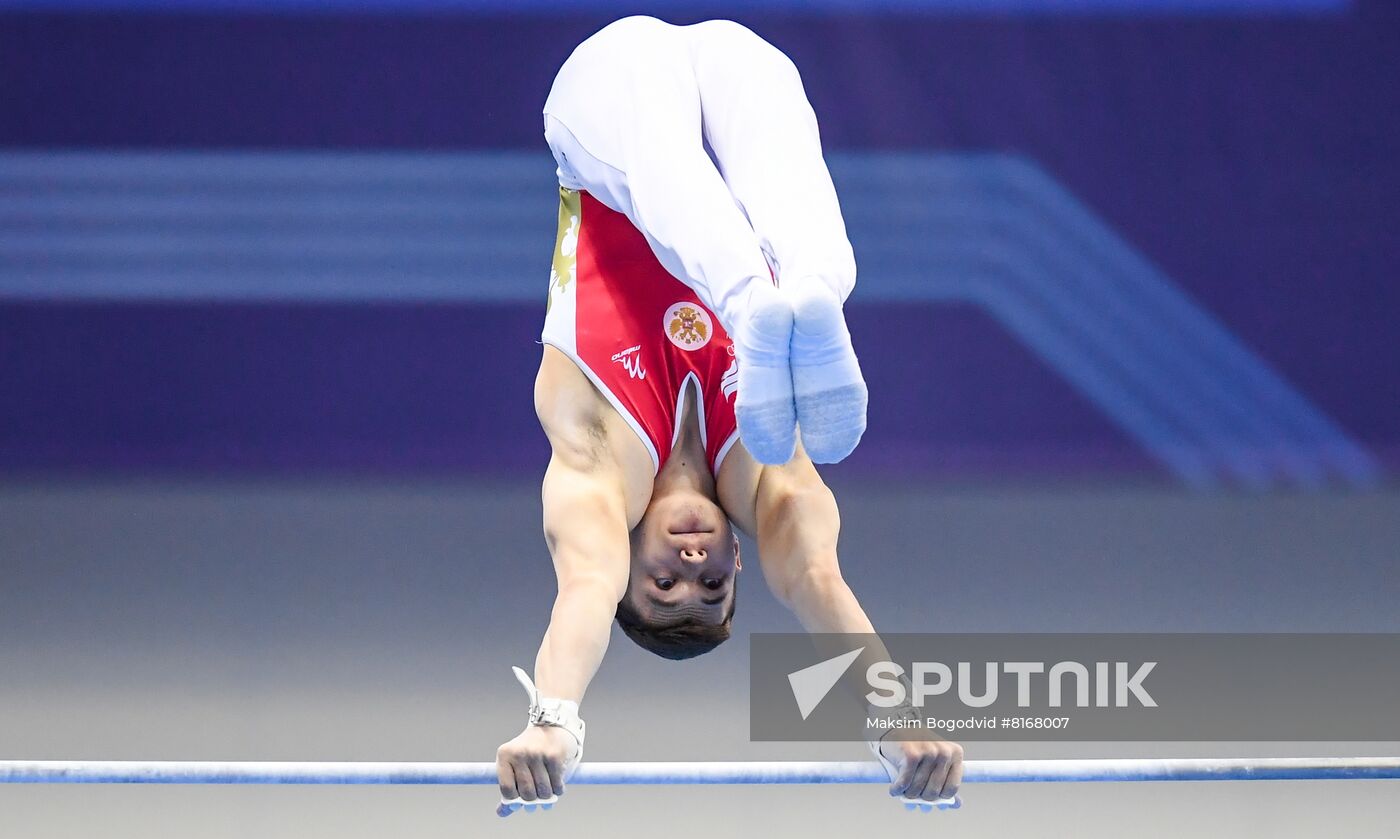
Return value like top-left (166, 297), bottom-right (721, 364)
top-left (493, 351), bottom-right (639, 813)
top-left (719, 444), bottom-right (963, 804)
top-left (731, 448), bottom-right (869, 634)
top-left (532, 450), bottom-right (630, 700)
top-left (493, 451), bottom-right (628, 811)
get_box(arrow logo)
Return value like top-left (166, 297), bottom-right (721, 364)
top-left (787, 647), bottom-right (865, 720)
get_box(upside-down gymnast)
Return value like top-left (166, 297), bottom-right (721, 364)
top-left (494, 16), bottom-right (963, 816)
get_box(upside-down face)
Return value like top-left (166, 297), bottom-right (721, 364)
top-left (625, 487), bottom-right (740, 627)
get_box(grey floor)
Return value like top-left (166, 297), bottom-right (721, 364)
top-left (2, 478), bottom-right (1397, 837)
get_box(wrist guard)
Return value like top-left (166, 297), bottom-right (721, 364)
top-left (511, 666), bottom-right (586, 775)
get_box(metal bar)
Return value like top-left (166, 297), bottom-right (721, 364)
top-left (2, 757), bottom-right (1398, 786)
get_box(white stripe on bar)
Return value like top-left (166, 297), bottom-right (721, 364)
top-left (1, 758), bottom-right (1398, 786)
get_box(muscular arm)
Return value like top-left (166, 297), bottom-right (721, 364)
top-left (495, 349), bottom-right (649, 815)
top-left (723, 446), bottom-right (964, 805)
top-left (752, 460), bottom-right (896, 706)
top-left (724, 449), bottom-right (887, 689)
top-left (532, 453), bottom-right (630, 702)
top-left (526, 347), bottom-right (650, 700)
top-left (741, 453), bottom-right (874, 634)
top-left (495, 452), bottom-right (629, 814)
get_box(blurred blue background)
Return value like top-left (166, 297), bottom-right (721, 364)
top-left (3, 1), bottom-right (1397, 488)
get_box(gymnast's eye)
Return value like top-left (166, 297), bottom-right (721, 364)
top-left (656, 578), bottom-right (675, 591)
top-left (703, 578), bottom-right (722, 590)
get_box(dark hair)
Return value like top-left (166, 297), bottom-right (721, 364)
top-left (614, 580), bottom-right (738, 661)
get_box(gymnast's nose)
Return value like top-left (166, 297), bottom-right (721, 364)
top-left (680, 547), bottom-right (707, 563)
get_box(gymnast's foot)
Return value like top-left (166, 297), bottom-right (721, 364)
top-left (791, 282), bottom-right (867, 464)
top-left (734, 281), bottom-right (797, 465)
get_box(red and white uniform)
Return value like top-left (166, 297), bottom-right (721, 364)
top-left (539, 16), bottom-right (858, 474)
top-left (542, 188), bottom-right (741, 475)
top-left (541, 16), bottom-right (857, 335)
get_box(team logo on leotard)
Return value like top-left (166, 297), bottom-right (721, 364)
top-left (721, 358), bottom-right (739, 400)
top-left (610, 345), bottom-right (646, 380)
top-left (665, 303), bottom-right (712, 351)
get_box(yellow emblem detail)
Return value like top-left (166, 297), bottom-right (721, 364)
top-left (547, 188), bottom-right (582, 312)
top-left (668, 305), bottom-right (709, 346)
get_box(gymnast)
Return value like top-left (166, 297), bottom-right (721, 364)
top-left (495, 16), bottom-right (963, 816)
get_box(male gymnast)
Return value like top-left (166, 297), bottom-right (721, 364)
top-left (495, 16), bottom-right (963, 816)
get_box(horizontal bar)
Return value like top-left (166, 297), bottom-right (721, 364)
top-left (2, 758), bottom-right (1398, 786)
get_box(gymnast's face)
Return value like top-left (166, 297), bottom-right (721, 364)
top-left (625, 489), bottom-right (741, 625)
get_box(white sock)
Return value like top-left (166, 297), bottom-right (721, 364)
top-left (790, 282), bottom-right (867, 463)
top-left (733, 281), bottom-right (796, 465)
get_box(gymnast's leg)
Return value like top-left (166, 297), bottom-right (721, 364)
top-left (542, 16), bottom-right (798, 464)
top-left (691, 20), bottom-right (867, 463)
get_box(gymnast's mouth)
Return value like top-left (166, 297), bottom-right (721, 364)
top-left (667, 510), bottom-right (714, 536)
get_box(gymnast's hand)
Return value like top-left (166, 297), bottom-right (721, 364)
top-left (495, 666), bottom-right (586, 816)
top-left (874, 736), bottom-right (963, 811)
top-left (495, 724), bottom-right (577, 816)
